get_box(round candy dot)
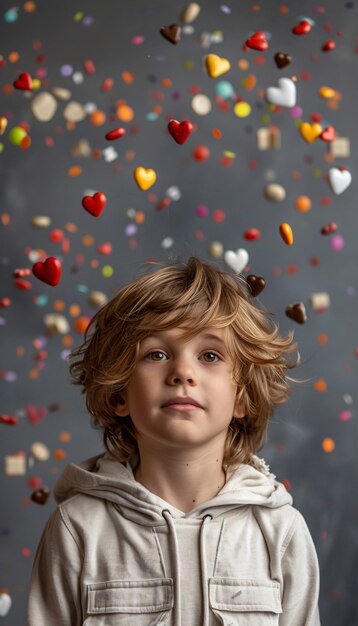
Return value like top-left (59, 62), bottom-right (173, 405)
top-left (59, 432), bottom-right (72, 442)
top-left (330, 235), bottom-right (345, 251)
top-left (4, 371), bottom-right (17, 382)
top-left (72, 71), bottom-right (84, 84)
top-left (290, 105), bottom-right (303, 119)
top-left (314, 379), bottom-right (327, 392)
top-left (212, 209), bottom-right (226, 223)
top-left (116, 102), bottom-right (134, 122)
top-left (192, 94), bottom-right (212, 115)
top-left (53, 449), bottom-right (67, 460)
top-left (131, 35), bottom-right (144, 45)
top-left (28, 476), bottom-right (42, 489)
top-left (215, 80), bottom-right (234, 99)
top-left (125, 224), bottom-right (137, 236)
top-left (102, 265), bottom-right (114, 277)
top-left (22, 547), bottom-right (32, 557)
top-left (234, 101), bottom-right (251, 117)
top-left (322, 438), bottom-right (335, 453)
top-left (196, 205), bottom-right (209, 217)
top-left (89, 109), bottom-right (106, 126)
top-left (4, 8), bottom-right (19, 22)
top-left (69, 304), bottom-right (81, 317)
top-left (9, 127), bottom-right (27, 145)
top-left (60, 64), bottom-right (73, 77)
top-left (295, 195), bottom-right (312, 212)
top-left (74, 316), bottom-right (90, 334)
top-left (83, 16), bottom-right (94, 26)
top-left (68, 166), bottom-right (82, 178)
top-left (122, 71), bottom-right (135, 84)
top-left (338, 411), bottom-right (351, 421)
top-left (192, 145), bottom-right (210, 161)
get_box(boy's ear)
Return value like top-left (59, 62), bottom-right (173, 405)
top-left (113, 393), bottom-right (130, 417)
top-left (233, 396), bottom-right (246, 419)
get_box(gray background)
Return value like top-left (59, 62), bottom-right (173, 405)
top-left (1, 0), bottom-right (357, 624)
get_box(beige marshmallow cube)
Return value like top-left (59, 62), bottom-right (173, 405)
top-left (309, 292), bottom-right (330, 310)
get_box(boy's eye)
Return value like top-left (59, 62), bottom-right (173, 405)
top-left (145, 351), bottom-right (221, 362)
top-left (146, 351), bottom-right (166, 361)
top-left (202, 352), bottom-right (220, 362)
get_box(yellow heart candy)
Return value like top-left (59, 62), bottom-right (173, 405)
top-left (134, 167), bottom-right (157, 190)
top-left (205, 54), bottom-right (231, 78)
top-left (0, 117), bottom-right (8, 135)
top-left (299, 122), bottom-right (322, 143)
top-left (319, 86), bottom-right (336, 99)
top-left (32, 78), bottom-right (41, 90)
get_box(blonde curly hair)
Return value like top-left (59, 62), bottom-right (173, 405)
top-left (69, 256), bottom-right (299, 470)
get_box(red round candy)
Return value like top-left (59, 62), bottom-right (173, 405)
top-left (244, 228), bottom-right (261, 241)
top-left (50, 229), bottom-right (64, 243)
top-left (28, 476), bottom-right (42, 489)
top-left (192, 145), bottom-right (210, 161)
top-left (0, 298), bottom-right (12, 307)
top-left (322, 40), bottom-right (336, 52)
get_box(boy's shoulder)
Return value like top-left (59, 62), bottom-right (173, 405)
top-left (252, 499), bottom-right (306, 551)
top-left (56, 490), bottom-right (110, 526)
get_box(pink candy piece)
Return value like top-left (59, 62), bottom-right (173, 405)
top-left (338, 411), bottom-right (351, 421)
top-left (330, 235), bottom-right (345, 251)
top-left (196, 205), bottom-right (209, 217)
top-left (131, 35), bottom-right (144, 45)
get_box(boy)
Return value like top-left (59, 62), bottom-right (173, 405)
top-left (27, 256), bottom-right (321, 625)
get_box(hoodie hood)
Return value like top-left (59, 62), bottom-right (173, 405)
top-left (54, 450), bottom-right (292, 524)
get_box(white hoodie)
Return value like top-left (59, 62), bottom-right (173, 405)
top-left (27, 451), bottom-right (321, 626)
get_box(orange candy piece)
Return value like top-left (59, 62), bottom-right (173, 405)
top-left (279, 223), bottom-right (293, 245)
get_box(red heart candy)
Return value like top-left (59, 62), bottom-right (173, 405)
top-left (26, 404), bottom-right (47, 424)
top-left (245, 32), bottom-right (268, 51)
top-left (168, 120), bottom-right (193, 145)
top-left (82, 192), bottom-right (107, 217)
top-left (13, 72), bottom-right (33, 90)
top-left (292, 19), bottom-right (312, 35)
top-left (320, 125), bottom-right (335, 142)
top-left (32, 257), bottom-right (62, 286)
top-left (105, 127), bottom-right (126, 140)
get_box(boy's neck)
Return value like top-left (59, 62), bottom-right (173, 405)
top-left (133, 451), bottom-right (227, 513)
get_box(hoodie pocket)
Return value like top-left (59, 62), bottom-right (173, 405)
top-left (209, 577), bottom-right (282, 625)
top-left (84, 578), bottom-right (174, 625)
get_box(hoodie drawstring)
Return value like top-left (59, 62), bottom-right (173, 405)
top-left (162, 509), bottom-right (213, 626)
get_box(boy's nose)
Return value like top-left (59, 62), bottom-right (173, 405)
top-left (167, 359), bottom-right (197, 385)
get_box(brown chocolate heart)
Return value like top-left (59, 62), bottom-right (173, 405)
top-left (31, 487), bottom-right (50, 505)
top-left (160, 24), bottom-right (181, 44)
top-left (246, 274), bottom-right (266, 297)
top-left (285, 302), bottom-right (307, 324)
top-left (274, 52), bottom-right (292, 69)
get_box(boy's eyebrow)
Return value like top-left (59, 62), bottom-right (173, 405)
top-left (142, 332), bottom-right (227, 345)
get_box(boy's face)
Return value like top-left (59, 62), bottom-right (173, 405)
top-left (115, 327), bottom-right (245, 454)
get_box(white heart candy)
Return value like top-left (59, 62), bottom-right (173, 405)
top-left (0, 593), bottom-right (12, 617)
top-left (328, 168), bottom-right (352, 195)
top-left (266, 77), bottom-right (296, 108)
top-left (224, 249), bottom-right (249, 274)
